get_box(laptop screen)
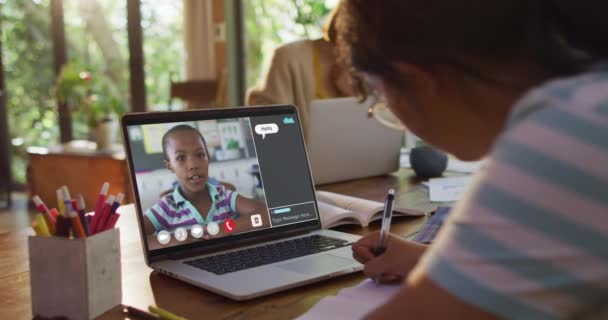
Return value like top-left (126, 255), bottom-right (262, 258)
top-left (122, 106), bottom-right (320, 257)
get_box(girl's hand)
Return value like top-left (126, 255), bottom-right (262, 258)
top-left (352, 231), bottom-right (427, 283)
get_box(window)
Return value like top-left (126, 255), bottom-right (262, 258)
top-left (141, 0), bottom-right (183, 111)
top-left (63, 0), bottom-right (130, 140)
top-left (1, 0), bottom-right (183, 184)
top-left (244, 0), bottom-right (338, 89)
top-left (2, 0), bottom-right (57, 183)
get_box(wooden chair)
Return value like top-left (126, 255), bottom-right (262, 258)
top-left (170, 80), bottom-right (218, 109)
top-left (169, 69), bottom-right (228, 109)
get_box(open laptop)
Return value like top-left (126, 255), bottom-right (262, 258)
top-left (307, 97), bottom-right (403, 185)
top-left (121, 105), bottom-right (362, 301)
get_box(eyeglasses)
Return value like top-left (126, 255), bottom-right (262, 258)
top-left (367, 91), bottom-right (406, 131)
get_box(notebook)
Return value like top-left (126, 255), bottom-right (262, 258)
top-left (121, 105), bottom-right (362, 301)
top-left (297, 279), bottom-right (401, 319)
top-left (307, 97), bottom-right (403, 185)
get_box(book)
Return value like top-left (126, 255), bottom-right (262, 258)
top-left (316, 190), bottom-right (433, 228)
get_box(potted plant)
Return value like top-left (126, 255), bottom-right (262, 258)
top-left (224, 138), bottom-right (241, 159)
top-left (55, 63), bottom-right (125, 151)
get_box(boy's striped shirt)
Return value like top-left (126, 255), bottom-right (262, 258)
top-left (145, 181), bottom-right (239, 232)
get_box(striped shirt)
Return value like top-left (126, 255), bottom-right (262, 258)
top-left (144, 182), bottom-right (239, 232)
top-left (421, 66), bottom-right (608, 319)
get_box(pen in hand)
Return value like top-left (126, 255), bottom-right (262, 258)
top-left (373, 188), bottom-right (395, 283)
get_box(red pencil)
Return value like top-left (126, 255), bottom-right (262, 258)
top-left (102, 213), bottom-right (120, 231)
top-left (92, 195), bottom-right (114, 235)
top-left (94, 182), bottom-right (110, 217)
top-left (90, 182), bottom-right (110, 234)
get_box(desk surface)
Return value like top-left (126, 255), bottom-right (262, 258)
top-left (0, 169), bottom-right (431, 320)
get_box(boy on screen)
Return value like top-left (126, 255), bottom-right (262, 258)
top-left (143, 124), bottom-right (269, 240)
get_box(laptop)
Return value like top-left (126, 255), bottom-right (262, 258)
top-left (121, 105), bottom-right (362, 301)
top-left (307, 97), bottom-right (403, 185)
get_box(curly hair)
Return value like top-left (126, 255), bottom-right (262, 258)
top-left (335, 0), bottom-right (608, 97)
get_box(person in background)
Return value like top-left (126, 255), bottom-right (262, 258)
top-left (246, 5), bottom-right (355, 138)
top-left (336, 0), bottom-right (608, 319)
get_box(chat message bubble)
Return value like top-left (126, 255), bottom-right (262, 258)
top-left (255, 123), bottom-right (279, 139)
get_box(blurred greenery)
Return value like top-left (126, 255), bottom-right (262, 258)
top-left (140, 0), bottom-right (183, 110)
top-left (244, 0), bottom-right (335, 89)
top-left (2, 0), bottom-right (330, 184)
top-left (2, 0), bottom-right (57, 184)
top-left (56, 62), bottom-right (125, 127)
top-left (2, 0), bottom-right (182, 183)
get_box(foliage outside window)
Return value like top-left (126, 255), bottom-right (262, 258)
top-left (3, 0), bottom-right (330, 184)
top-left (244, 0), bottom-right (337, 89)
top-left (62, 0), bottom-right (129, 139)
top-left (141, 0), bottom-right (183, 110)
top-left (2, 0), bottom-right (182, 184)
top-left (55, 62), bottom-right (125, 128)
top-left (2, 0), bottom-right (57, 184)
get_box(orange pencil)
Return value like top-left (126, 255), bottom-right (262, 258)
top-left (49, 208), bottom-right (60, 223)
top-left (70, 213), bottom-right (87, 239)
top-left (62, 188), bottom-right (86, 239)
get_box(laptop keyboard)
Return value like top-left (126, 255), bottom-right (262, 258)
top-left (184, 235), bottom-right (351, 275)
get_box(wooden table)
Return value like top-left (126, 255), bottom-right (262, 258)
top-left (27, 141), bottom-right (133, 210)
top-left (0, 169), bottom-right (430, 320)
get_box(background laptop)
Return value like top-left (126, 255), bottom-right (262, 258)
top-left (307, 97), bottom-right (403, 185)
top-left (121, 105), bottom-right (362, 301)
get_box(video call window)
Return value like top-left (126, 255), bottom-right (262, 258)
top-left (128, 119), bottom-right (271, 250)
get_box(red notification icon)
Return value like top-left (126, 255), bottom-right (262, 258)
top-left (223, 219), bottom-right (235, 233)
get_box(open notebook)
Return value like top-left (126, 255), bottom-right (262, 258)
top-left (316, 190), bottom-right (436, 229)
top-left (297, 279), bottom-right (401, 319)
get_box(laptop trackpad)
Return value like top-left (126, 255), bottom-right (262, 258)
top-left (276, 254), bottom-right (354, 275)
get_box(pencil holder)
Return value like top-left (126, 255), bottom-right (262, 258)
top-left (28, 228), bottom-right (122, 320)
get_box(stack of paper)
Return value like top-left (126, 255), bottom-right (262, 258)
top-left (446, 158), bottom-right (483, 173)
top-left (297, 280), bottom-right (401, 320)
top-left (425, 176), bottom-right (471, 202)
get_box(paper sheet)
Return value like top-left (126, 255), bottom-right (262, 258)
top-left (297, 279), bottom-right (401, 320)
top-left (446, 158), bottom-right (483, 173)
top-left (428, 176), bottom-right (471, 202)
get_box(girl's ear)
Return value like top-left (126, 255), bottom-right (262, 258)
top-left (165, 160), bottom-right (174, 173)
